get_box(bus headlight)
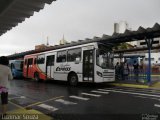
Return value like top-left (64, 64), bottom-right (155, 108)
top-left (97, 71), bottom-right (102, 77)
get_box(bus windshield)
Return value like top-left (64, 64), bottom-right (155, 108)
top-left (96, 44), bottom-right (114, 69)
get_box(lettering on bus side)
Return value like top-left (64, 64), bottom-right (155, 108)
top-left (56, 67), bottom-right (71, 71)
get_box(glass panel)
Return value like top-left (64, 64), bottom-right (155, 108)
top-left (37, 54), bottom-right (45, 64)
top-left (47, 55), bottom-right (55, 66)
top-left (96, 44), bottom-right (114, 69)
top-left (28, 58), bottom-right (33, 65)
top-left (67, 48), bottom-right (81, 62)
top-left (57, 50), bottom-right (67, 62)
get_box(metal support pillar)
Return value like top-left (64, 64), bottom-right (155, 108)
top-left (145, 38), bottom-right (153, 85)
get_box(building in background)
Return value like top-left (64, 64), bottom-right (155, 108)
top-left (144, 53), bottom-right (160, 65)
top-left (136, 36), bottom-right (160, 65)
top-left (35, 44), bottom-right (51, 50)
top-left (114, 21), bottom-right (130, 33)
top-left (114, 23), bottom-right (119, 33)
top-left (59, 35), bottom-right (68, 45)
top-left (114, 21), bottom-right (137, 46)
top-left (113, 21), bottom-right (160, 65)
top-left (137, 37), bottom-right (160, 48)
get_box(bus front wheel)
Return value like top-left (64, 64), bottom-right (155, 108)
top-left (68, 73), bottom-right (78, 86)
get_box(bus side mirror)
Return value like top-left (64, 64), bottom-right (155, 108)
top-left (75, 57), bottom-right (80, 64)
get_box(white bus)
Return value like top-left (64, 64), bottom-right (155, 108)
top-left (23, 42), bottom-right (115, 85)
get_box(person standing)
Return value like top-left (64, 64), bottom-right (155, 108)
top-left (123, 61), bottom-right (130, 80)
top-left (133, 60), bottom-right (139, 82)
top-left (115, 62), bottom-right (120, 80)
top-left (119, 62), bottom-right (124, 80)
top-left (0, 56), bottom-right (13, 115)
top-left (139, 60), bottom-right (144, 74)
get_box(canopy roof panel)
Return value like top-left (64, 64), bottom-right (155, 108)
top-left (0, 0), bottom-right (56, 36)
top-left (7, 23), bottom-right (160, 59)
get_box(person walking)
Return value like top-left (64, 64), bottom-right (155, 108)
top-left (0, 56), bottom-right (13, 115)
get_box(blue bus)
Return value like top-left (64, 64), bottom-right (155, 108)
top-left (9, 60), bottom-right (24, 78)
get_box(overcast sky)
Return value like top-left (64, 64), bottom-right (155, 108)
top-left (0, 0), bottom-right (160, 56)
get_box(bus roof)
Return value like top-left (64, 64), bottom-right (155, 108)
top-left (25, 42), bottom-right (98, 57)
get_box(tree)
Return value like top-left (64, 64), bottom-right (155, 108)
top-left (113, 42), bottom-right (130, 50)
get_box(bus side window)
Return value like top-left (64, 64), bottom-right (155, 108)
top-left (67, 48), bottom-right (81, 62)
top-left (57, 50), bottom-right (66, 63)
top-left (37, 55), bottom-right (45, 64)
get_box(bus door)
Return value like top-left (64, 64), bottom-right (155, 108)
top-left (46, 55), bottom-right (55, 79)
top-left (83, 50), bottom-right (94, 82)
top-left (27, 58), bottom-right (33, 78)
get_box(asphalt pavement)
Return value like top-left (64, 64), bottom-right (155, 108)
top-left (1, 79), bottom-right (160, 120)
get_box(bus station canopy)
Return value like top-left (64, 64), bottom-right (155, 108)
top-left (100, 23), bottom-right (160, 45)
top-left (114, 45), bottom-right (160, 54)
top-left (8, 23), bottom-right (160, 59)
top-left (0, 0), bottom-right (56, 36)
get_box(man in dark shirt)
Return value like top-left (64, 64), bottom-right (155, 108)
top-left (115, 62), bottom-right (120, 80)
top-left (133, 60), bottom-right (139, 82)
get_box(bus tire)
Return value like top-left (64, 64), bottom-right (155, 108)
top-left (34, 72), bottom-right (40, 82)
top-left (68, 73), bottom-right (78, 86)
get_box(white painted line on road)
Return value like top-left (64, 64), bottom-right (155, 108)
top-left (154, 104), bottom-right (160, 108)
top-left (91, 90), bottom-right (109, 94)
top-left (81, 93), bottom-right (101, 97)
top-left (134, 96), bottom-right (159, 101)
top-left (134, 96), bottom-right (147, 99)
top-left (69, 96), bottom-right (89, 101)
top-left (98, 89), bottom-right (160, 98)
top-left (9, 96), bottom-right (26, 100)
top-left (104, 88), bottom-right (160, 95)
top-left (55, 99), bottom-right (77, 105)
top-left (38, 104), bottom-right (58, 112)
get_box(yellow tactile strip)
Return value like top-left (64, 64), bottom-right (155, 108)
top-left (150, 82), bottom-right (160, 89)
top-left (110, 83), bottom-right (149, 89)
